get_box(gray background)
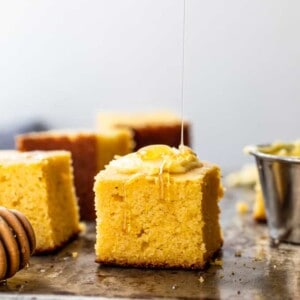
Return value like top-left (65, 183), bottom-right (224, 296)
top-left (1, 0), bottom-right (299, 170)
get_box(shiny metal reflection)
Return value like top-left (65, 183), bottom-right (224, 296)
top-left (247, 145), bottom-right (300, 245)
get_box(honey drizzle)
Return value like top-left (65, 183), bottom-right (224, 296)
top-left (122, 174), bottom-right (141, 233)
top-left (159, 160), bottom-right (167, 200)
top-left (166, 167), bottom-right (171, 200)
top-left (180, 0), bottom-right (186, 148)
top-left (122, 183), bottom-right (127, 233)
top-left (159, 0), bottom-right (186, 201)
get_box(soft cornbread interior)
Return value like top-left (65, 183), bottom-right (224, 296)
top-left (94, 163), bottom-right (223, 269)
top-left (0, 150), bottom-right (80, 253)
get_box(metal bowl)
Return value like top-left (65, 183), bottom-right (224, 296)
top-left (247, 144), bottom-right (300, 245)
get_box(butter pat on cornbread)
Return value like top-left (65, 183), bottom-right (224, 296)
top-left (94, 145), bottom-right (223, 269)
top-left (0, 150), bottom-right (80, 253)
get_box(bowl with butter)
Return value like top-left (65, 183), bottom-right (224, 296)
top-left (246, 141), bottom-right (300, 245)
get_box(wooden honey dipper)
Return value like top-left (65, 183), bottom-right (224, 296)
top-left (0, 206), bottom-right (36, 281)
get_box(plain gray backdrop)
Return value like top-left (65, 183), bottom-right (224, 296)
top-left (1, 0), bottom-right (299, 171)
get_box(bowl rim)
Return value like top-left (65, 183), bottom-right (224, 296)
top-left (245, 144), bottom-right (300, 164)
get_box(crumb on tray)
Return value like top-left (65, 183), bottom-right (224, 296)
top-left (199, 276), bottom-right (204, 283)
top-left (211, 258), bottom-right (223, 267)
top-left (236, 201), bottom-right (249, 214)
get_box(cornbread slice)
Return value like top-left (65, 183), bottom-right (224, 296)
top-left (97, 111), bottom-right (191, 150)
top-left (0, 150), bottom-right (80, 253)
top-left (16, 129), bottom-right (134, 220)
top-left (94, 145), bottom-right (223, 269)
top-left (253, 184), bottom-right (266, 221)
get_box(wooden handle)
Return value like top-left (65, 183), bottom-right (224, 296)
top-left (0, 206), bottom-right (36, 280)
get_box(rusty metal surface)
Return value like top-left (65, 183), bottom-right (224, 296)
top-left (0, 187), bottom-right (299, 299)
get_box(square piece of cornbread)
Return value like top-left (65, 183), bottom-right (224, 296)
top-left (97, 111), bottom-right (191, 150)
top-left (16, 129), bottom-right (134, 220)
top-left (0, 150), bottom-right (80, 253)
top-left (94, 145), bottom-right (223, 269)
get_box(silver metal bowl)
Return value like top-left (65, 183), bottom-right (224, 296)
top-left (247, 144), bottom-right (300, 245)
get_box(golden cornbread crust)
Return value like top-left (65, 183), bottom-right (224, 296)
top-left (95, 246), bottom-right (222, 270)
top-left (97, 111), bottom-right (191, 150)
top-left (34, 230), bottom-right (80, 255)
top-left (130, 123), bottom-right (190, 151)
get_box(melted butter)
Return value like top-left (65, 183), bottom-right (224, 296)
top-left (159, 159), bottom-right (167, 200)
top-left (110, 145), bottom-right (202, 204)
top-left (110, 144), bottom-right (202, 175)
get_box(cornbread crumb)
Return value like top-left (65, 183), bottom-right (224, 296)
top-left (211, 258), bottom-right (223, 267)
top-left (199, 276), bottom-right (205, 283)
top-left (236, 201), bottom-right (249, 214)
top-left (79, 222), bottom-right (87, 234)
top-left (72, 252), bottom-right (78, 258)
top-left (254, 257), bottom-right (262, 262)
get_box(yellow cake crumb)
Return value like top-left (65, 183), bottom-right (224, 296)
top-left (199, 276), bottom-right (205, 283)
top-left (211, 258), bottom-right (223, 267)
top-left (236, 201), bottom-right (249, 214)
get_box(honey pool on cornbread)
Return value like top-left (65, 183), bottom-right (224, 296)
top-left (94, 145), bottom-right (223, 269)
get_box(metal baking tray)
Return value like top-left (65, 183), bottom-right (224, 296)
top-left (0, 187), bottom-right (299, 299)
